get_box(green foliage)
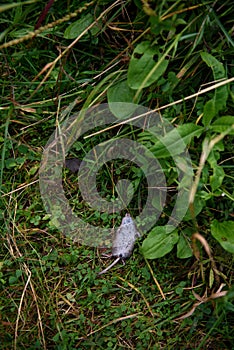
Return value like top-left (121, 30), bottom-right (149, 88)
top-left (176, 229), bottom-right (193, 259)
top-left (211, 220), bottom-right (234, 254)
top-left (64, 13), bottom-right (100, 40)
top-left (0, 0), bottom-right (233, 349)
top-left (141, 226), bottom-right (179, 259)
top-left (210, 116), bottom-right (234, 134)
top-left (207, 148), bottom-right (225, 192)
top-left (201, 52), bottom-right (229, 125)
top-left (107, 80), bottom-right (139, 118)
top-left (127, 41), bottom-right (169, 89)
top-left (149, 123), bottom-right (204, 158)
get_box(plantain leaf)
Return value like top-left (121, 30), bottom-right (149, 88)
top-left (107, 80), bottom-right (140, 118)
top-left (127, 41), bottom-right (168, 89)
top-left (201, 52), bottom-right (226, 79)
top-left (207, 150), bottom-right (225, 191)
top-left (201, 52), bottom-right (228, 126)
top-left (141, 225), bottom-right (179, 259)
top-left (181, 196), bottom-right (205, 221)
top-left (177, 230), bottom-right (193, 259)
top-left (210, 116), bottom-right (234, 135)
top-left (64, 13), bottom-right (99, 39)
top-left (150, 123), bottom-right (203, 158)
top-left (210, 164), bottom-right (225, 191)
top-left (211, 220), bottom-right (234, 254)
top-left (203, 99), bottom-right (216, 123)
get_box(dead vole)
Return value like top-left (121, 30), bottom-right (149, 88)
top-left (98, 213), bottom-right (140, 275)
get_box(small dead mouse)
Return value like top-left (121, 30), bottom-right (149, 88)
top-left (98, 213), bottom-right (140, 275)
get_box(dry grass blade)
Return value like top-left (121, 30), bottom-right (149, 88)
top-left (117, 276), bottom-right (154, 317)
top-left (84, 312), bottom-right (142, 338)
top-left (145, 258), bottom-right (166, 300)
top-left (6, 232), bottom-right (46, 350)
top-left (0, 1), bottom-right (95, 50)
top-left (27, 0), bottom-right (124, 100)
top-left (192, 232), bottom-right (221, 286)
top-left (84, 77), bottom-right (234, 139)
top-left (175, 284), bottom-right (228, 321)
top-left (189, 123), bottom-right (234, 207)
top-left (2, 180), bottom-right (39, 197)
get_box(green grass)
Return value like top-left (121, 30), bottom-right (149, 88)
top-left (0, 0), bottom-right (234, 349)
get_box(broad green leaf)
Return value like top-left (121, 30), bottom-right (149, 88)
top-left (150, 123), bottom-right (203, 158)
top-left (210, 164), bottom-right (225, 191)
top-left (201, 52), bottom-right (228, 126)
top-left (107, 80), bottom-right (139, 118)
top-left (183, 196), bottom-right (205, 221)
top-left (211, 220), bottom-right (234, 254)
top-left (64, 13), bottom-right (99, 39)
top-left (108, 80), bottom-right (136, 103)
top-left (210, 116), bottom-right (234, 135)
top-left (177, 230), bottom-right (193, 259)
top-left (207, 151), bottom-right (225, 191)
top-left (201, 52), bottom-right (226, 79)
top-left (203, 100), bottom-right (216, 123)
top-left (142, 225), bottom-right (179, 259)
top-left (127, 41), bottom-right (168, 89)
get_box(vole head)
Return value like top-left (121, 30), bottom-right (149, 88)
top-left (121, 213), bottom-right (133, 225)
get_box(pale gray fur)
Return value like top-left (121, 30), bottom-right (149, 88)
top-left (98, 214), bottom-right (140, 275)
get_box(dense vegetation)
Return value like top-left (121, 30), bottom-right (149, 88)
top-left (0, 1), bottom-right (233, 349)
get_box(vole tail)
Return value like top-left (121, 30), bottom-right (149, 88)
top-left (98, 257), bottom-right (121, 275)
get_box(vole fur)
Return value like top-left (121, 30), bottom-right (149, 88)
top-left (98, 214), bottom-right (140, 275)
